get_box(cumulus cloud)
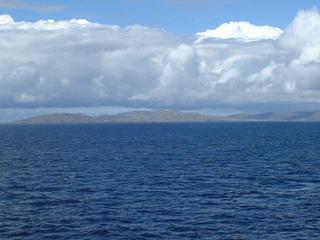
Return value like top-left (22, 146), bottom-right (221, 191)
top-left (195, 21), bottom-right (283, 43)
top-left (0, 9), bottom-right (320, 111)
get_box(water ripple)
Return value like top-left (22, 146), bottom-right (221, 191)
top-left (1, 122), bottom-right (320, 239)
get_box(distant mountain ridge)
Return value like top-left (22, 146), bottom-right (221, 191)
top-left (11, 110), bottom-right (217, 124)
top-left (227, 111), bottom-right (320, 121)
top-left (10, 110), bottom-right (320, 124)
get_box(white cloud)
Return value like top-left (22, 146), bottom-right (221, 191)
top-left (0, 9), bottom-right (320, 112)
top-left (0, 17), bottom-right (97, 30)
top-left (0, 14), bottom-right (13, 24)
top-left (195, 21), bottom-right (283, 43)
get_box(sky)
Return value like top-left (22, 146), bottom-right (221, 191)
top-left (0, 0), bottom-right (320, 121)
top-left (2, 0), bottom-right (320, 33)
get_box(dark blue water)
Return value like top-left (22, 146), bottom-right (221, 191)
top-left (1, 123), bottom-right (320, 239)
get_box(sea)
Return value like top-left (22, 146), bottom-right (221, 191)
top-left (1, 122), bottom-right (320, 239)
